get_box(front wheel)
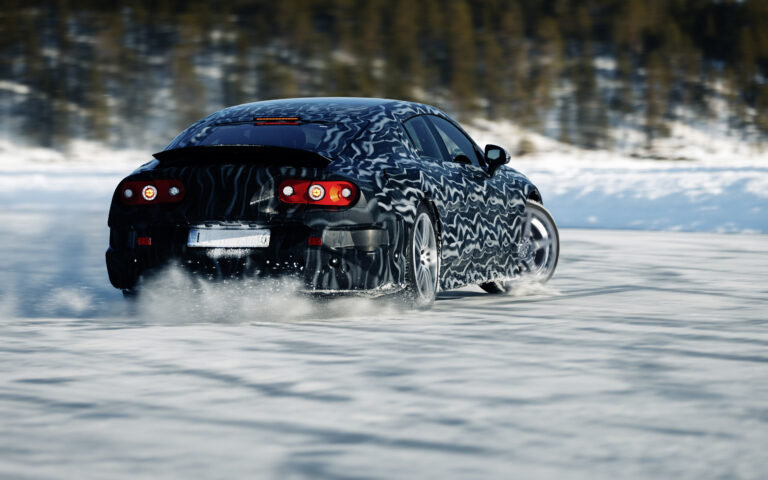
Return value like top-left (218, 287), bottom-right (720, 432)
top-left (402, 204), bottom-right (440, 308)
top-left (481, 199), bottom-right (559, 293)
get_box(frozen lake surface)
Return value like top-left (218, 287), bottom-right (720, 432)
top-left (1, 206), bottom-right (767, 479)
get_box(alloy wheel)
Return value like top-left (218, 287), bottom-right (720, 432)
top-left (412, 211), bottom-right (439, 301)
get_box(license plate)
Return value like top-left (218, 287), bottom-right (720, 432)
top-left (187, 226), bottom-right (270, 248)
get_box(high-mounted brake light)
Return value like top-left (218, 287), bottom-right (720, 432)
top-left (120, 179), bottom-right (185, 206)
top-left (278, 180), bottom-right (358, 207)
top-left (254, 116), bottom-right (300, 125)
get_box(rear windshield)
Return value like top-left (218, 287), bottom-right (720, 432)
top-left (168, 121), bottom-right (364, 158)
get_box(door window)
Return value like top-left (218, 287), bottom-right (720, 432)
top-left (428, 116), bottom-right (482, 167)
top-left (403, 116), bottom-right (444, 162)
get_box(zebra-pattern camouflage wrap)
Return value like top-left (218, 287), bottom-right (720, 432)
top-left (106, 97), bottom-right (543, 294)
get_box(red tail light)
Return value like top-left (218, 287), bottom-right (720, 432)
top-left (278, 180), bottom-right (358, 207)
top-left (120, 180), bottom-right (185, 205)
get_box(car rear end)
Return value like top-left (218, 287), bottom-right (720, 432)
top-left (106, 118), bottom-right (401, 294)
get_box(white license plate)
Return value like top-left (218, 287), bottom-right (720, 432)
top-left (187, 227), bottom-right (270, 248)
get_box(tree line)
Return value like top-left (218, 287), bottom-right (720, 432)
top-left (1, 0), bottom-right (767, 155)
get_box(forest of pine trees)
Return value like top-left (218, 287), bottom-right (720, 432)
top-left (1, 0), bottom-right (768, 155)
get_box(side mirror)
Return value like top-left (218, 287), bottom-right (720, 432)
top-left (485, 144), bottom-right (510, 176)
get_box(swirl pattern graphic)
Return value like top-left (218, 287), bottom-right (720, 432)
top-left (107, 98), bottom-right (544, 294)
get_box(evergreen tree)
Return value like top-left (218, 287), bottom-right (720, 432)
top-left (1, 0), bottom-right (768, 154)
top-left (447, 0), bottom-right (476, 115)
top-left (354, 0), bottom-right (383, 97)
top-left (384, 0), bottom-right (421, 101)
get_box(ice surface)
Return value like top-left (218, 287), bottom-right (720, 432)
top-left (1, 163), bottom-right (767, 478)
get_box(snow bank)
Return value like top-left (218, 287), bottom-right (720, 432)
top-left (514, 158), bottom-right (767, 233)
top-left (1, 133), bottom-right (766, 233)
top-left (0, 139), bottom-right (149, 212)
top-left (466, 120), bottom-right (768, 233)
top-left (0, 138), bottom-right (150, 169)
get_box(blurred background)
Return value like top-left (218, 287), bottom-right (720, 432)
top-left (2, 5), bottom-right (768, 478)
top-left (2, 0), bottom-right (768, 157)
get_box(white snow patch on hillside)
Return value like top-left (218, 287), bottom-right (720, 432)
top-left (466, 119), bottom-right (768, 165)
top-left (0, 80), bottom-right (31, 95)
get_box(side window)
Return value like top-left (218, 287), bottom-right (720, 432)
top-left (403, 116), bottom-right (443, 161)
top-left (428, 115), bottom-right (482, 167)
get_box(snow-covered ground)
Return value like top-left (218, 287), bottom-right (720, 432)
top-left (1, 214), bottom-right (767, 478)
top-left (1, 137), bottom-right (767, 478)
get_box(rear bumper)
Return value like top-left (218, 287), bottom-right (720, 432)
top-left (106, 223), bottom-right (402, 293)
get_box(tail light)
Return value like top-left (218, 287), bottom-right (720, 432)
top-left (278, 180), bottom-right (358, 207)
top-left (120, 180), bottom-right (185, 205)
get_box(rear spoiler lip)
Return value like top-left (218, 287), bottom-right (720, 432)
top-left (152, 145), bottom-right (333, 167)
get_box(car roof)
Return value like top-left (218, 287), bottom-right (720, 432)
top-left (210, 97), bottom-right (444, 123)
top-left (164, 97), bottom-right (449, 152)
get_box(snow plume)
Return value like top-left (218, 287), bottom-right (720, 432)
top-left (0, 286), bottom-right (96, 318)
top-left (129, 265), bottom-right (396, 324)
top-left (504, 275), bottom-right (562, 298)
top-left (42, 287), bottom-right (95, 316)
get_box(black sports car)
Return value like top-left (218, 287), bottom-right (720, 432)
top-left (106, 97), bottom-right (559, 307)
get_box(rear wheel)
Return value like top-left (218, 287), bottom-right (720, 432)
top-left (481, 200), bottom-right (559, 293)
top-left (403, 204), bottom-right (440, 308)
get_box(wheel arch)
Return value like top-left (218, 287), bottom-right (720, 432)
top-left (527, 188), bottom-right (542, 203)
top-left (420, 193), bottom-right (443, 252)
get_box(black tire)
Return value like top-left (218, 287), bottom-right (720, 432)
top-left (402, 203), bottom-right (440, 309)
top-left (481, 199), bottom-right (559, 294)
top-left (480, 280), bottom-right (506, 294)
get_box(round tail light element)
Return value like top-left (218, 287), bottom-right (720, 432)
top-left (308, 184), bottom-right (325, 201)
top-left (142, 185), bottom-right (157, 201)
